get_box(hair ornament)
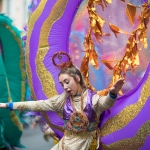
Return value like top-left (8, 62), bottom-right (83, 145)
top-left (52, 51), bottom-right (73, 69)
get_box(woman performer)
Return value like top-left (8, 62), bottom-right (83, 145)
top-left (0, 52), bottom-right (125, 150)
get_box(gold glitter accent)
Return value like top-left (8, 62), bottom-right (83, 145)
top-left (36, 0), bottom-right (68, 98)
top-left (101, 120), bottom-right (150, 150)
top-left (36, 0), bottom-right (68, 132)
top-left (10, 112), bottom-right (23, 131)
top-left (26, 0), bottom-right (48, 100)
top-left (101, 74), bottom-right (150, 136)
top-left (36, 47), bottom-right (58, 98)
top-left (38, 0), bottom-right (68, 47)
top-left (6, 79), bottom-right (23, 131)
top-left (2, 23), bottom-right (26, 103)
top-left (26, 0), bottom-right (68, 131)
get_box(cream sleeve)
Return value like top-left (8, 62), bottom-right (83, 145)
top-left (92, 93), bottom-right (116, 118)
top-left (13, 92), bottom-right (68, 112)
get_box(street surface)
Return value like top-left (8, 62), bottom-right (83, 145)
top-left (19, 126), bottom-right (54, 150)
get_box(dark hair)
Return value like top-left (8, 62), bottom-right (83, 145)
top-left (58, 65), bottom-right (86, 89)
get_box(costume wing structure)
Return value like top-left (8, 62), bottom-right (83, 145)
top-left (26, 0), bottom-right (150, 148)
top-left (99, 63), bottom-right (150, 150)
top-left (0, 15), bottom-right (26, 148)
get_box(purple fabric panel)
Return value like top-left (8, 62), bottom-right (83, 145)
top-left (44, 0), bottom-right (82, 94)
top-left (140, 135), bottom-right (150, 150)
top-left (84, 90), bottom-right (96, 122)
top-left (63, 90), bottom-right (96, 121)
top-left (141, 0), bottom-right (148, 3)
top-left (23, 111), bottom-right (41, 116)
top-left (63, 98), bottom-right (73, 120)
top-left (29, 0), bottom-right (57, 99)
top-left (46, 111), bottom-right (64, 138)
top-left (100, 63), bottom-right (150, 126)
top-left (101, 97), bottom-right (150, 144)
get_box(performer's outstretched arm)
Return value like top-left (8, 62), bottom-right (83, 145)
top-left (97, 78), bottom-right (125, 110)
top-left (0, 92), bottom-right (68, 112)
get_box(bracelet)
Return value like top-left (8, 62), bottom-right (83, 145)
top-left (6, 103), bottom-right (9, 109)
top-left (109, 92), bottom-right (117, 99)
top-left (6, 102), bottom-right (14, 111)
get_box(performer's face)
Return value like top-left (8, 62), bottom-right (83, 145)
top-left (59, 73), bottom-right (82, 96)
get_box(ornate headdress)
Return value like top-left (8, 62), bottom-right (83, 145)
top-left (52, 51), bottom-right (73, 70)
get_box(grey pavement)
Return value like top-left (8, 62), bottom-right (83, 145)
top-left (18, 126), bottom-right (54, 150)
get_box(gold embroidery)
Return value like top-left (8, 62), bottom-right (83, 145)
top-left (101, 74), bottom-right (150, 136)
top-left (101, 120), bottom-right (150, 150)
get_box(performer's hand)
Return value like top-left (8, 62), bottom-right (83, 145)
top-left (0, 103), bottom-right (7, 108)
top-left (109, 78), bottom-right (125, 94)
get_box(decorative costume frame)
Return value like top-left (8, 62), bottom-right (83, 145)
top-left (24, 0), bottom-right (150, 149)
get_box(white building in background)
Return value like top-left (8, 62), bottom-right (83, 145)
top-left (0, 0), bottom-right (31, 30)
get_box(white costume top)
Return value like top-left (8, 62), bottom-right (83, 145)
top-left (13, 90), bottom-right (116, 150)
